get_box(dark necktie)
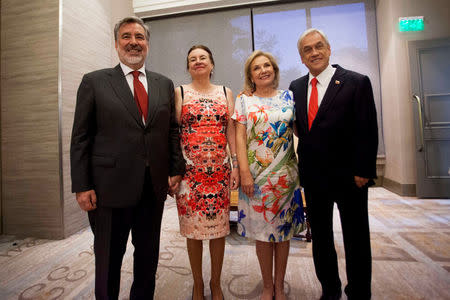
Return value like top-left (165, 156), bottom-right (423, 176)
top-left (132, 71), bottom-right (148, 122)
top-left (308, 77), bottom-right (318, 130)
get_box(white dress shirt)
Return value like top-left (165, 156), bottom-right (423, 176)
top-left (307, 64), bottom-right (336, 112)
top-left (119, 62), bottom-right (148, 95)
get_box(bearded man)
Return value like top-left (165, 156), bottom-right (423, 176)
top-left (70, 16), bottom-right (185, 299)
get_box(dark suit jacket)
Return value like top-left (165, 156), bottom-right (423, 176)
top-left (289, 65), bottom-right (378, 188)
top-left (70, 64), bottom-right (185, 207)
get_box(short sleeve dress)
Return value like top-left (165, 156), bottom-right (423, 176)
top-left (175, 85), bottom-right (231, 240)
top-left (232, 90), bottom-right (304, 242)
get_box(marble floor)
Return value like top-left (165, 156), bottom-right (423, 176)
top-left (0, 188), bottom-right (449, 299)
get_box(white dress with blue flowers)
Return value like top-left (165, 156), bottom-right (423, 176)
top-left (232, 90), bottom-right (305, 242)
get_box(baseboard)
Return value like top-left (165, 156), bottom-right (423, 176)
top-left (374, 155), bottom-right (385, 187)
top-left (373, 176), bottom-right (384, 187)
top-left (383, 177), bottom-right (416, 196)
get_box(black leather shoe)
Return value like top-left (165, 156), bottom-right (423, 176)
top-left (320, 290), bottom-right (342, 300)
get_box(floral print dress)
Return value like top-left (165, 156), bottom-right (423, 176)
top-left (232, 90), bottom-right (304, 242)
top-left (176, 86), bottom-right (230, 240)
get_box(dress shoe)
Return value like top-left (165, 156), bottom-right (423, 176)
top-left (320, 290), bottom-right (342, 300)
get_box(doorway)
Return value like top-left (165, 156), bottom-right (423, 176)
top-left (409, 38), bottom-right (450, 198)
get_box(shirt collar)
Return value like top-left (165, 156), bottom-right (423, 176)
top-left (308, 64), bottom-right (335, 85)
top-left (119, 62), bottom-right (146, 77)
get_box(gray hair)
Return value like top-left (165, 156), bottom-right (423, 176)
top-left (297, 28), bottom-right (329, 54)
top-left (114, 16), bottom-right (150, 41)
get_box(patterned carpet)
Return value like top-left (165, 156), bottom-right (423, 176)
top-left (1, 188), bottom-right (449, 299)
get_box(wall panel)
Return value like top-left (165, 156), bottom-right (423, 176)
top-left (1, 0), bottom-right (132, 238)
top-left (61, 0), bottom-right (113, 237)
top-left (376, 0), bottom-right (450, 194)
top-left (1, 0), bottom-right (61, 238)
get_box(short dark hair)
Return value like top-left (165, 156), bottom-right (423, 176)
top-left (114, 16), bottom-right (150, 42)
top-left (186, 45), bottom-right (215, 75)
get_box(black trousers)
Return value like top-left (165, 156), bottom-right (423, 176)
top-left (88, 170), bottom-right (165, 300)
top-left (304, 179), bottom-right (372, 300)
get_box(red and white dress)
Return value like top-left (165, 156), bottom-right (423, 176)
top-left (175, 85), bottom-right (231, 240)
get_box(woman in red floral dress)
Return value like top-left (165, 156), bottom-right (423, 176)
top-left (173, 45), bottom-right (239, 300)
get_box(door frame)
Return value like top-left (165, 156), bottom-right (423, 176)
top-left (408, 37), bottom-right (450, 198)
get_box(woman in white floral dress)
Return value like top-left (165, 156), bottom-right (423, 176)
top-left (232, 50), bottom-right (305, 300)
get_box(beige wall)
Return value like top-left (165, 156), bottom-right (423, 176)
top-left (0, 0), bottom-right (3, 234)
top-left (61, 0), bottom-right (113, 237)
top-left (61, 0), bottom-right (132, 237)
top-left (1, 0), bottom-right (61, 238)
top-left (111, 1), bottom-right (134, 65)
top-left (376, 0), bottom-right (450, 195)
top-left (1, 0), bottom-right (133, 238)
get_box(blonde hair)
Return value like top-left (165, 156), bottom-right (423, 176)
top-left (244, 50), bottom-right (280, 93)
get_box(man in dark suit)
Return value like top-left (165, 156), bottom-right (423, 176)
top-left (70, 16), bottom-right (185, 299)
top-left (289, 29), bottom-right (378, 300)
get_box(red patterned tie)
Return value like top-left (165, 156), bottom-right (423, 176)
top-left (308, 77), bottom-right (318, 130)
top-left (132, 71), bottom-right (148, 122)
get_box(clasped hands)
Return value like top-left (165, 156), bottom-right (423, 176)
top-left (76, 190), bottom-right (97, 211)
top-left (354, 175), bottom-right (369, 188)
top-left (75, 176), bottom-right (184, 211)
top-left (240, 171), bottom-right (254, 198)
top-left (168, 175), bottom-right (182, 196)
top-left (240, 174), bottom-right (368, 197)
top-left (75, 175), bottom-right (368, 211)
top-left (168, 168), bottom-right (240, 197)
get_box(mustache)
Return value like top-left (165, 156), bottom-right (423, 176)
top-left (125, 44), bottom-right (142, 51)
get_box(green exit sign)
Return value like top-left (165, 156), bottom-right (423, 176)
top-left (399, 16), bottom-right (424, 32)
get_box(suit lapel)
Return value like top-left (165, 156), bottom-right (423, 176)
top-left (297, 76), bottom-right (309, 133)
top-left (145, 71), bottom-right (160, 127)
top-left (315, 65), bottom-right (346, 120)
top-left (109, 65), bottom-right (143, 126)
